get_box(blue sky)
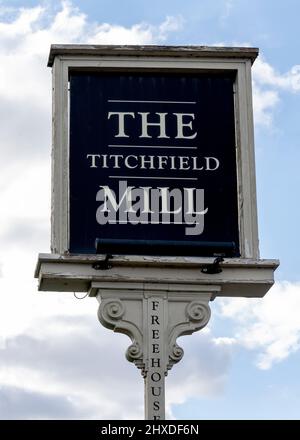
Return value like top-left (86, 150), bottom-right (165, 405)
top-left (0, 0), bottom-right (299, 420)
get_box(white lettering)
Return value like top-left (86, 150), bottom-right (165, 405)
top-left (174, 113), bottom-right (197, 139)
top-left (138, 112), bottom-right (169, 138)
top-left (107, 112), bottom-right (135, 137)
top-left (95, 181), bottom-right (208, 235)
top-left (205, 156), bottom-right (220, 171)
top-left (86, 154), bottom-right (100, 168)
top-left (124, 155), bottom-right (138, 169)
top-left (179, 156), bottom-right (190, 170)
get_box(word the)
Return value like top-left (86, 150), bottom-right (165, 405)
top-left (108, 111), bottom-right (197, 139)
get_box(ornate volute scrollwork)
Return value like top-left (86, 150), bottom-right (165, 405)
top-left (126, 342), bottom-right (142, 361)
top-left (96, 292), bottom-right (212, 378)
top-left (186, 301), bottom-right (211, 326)
top-left (97, 298), bottom-right (145, 374)
top-left (169, 343), bottom-right (184, 363)
top-left (167, 300), bottom-right (211, 372)
top-left (98, 299), bottom-right (125, 329)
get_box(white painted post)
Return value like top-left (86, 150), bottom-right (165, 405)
top-left (94, 282), bottom-right (215, 420)
top-left (144, 296), bottom-right (165, 420)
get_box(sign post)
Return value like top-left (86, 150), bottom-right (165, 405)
top-left (95, 281), bottom-right (213, 419)
top-left (35, 45), bottom-right (279, 420)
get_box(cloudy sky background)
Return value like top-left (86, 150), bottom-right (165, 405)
top-left (0, 0), bottom-right (300, 419)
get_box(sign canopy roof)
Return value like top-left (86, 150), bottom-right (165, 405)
top-left (47, 44), bottom-right (259, 67)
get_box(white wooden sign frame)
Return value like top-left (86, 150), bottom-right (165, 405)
top-left (36, 45), bottom-right (279, 420)
top-left (49, 45), bottom-right (259, 259)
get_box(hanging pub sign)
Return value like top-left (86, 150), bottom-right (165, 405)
top-left (70, 72), bottom-right (238, 257)
top-left (49, 45), bottom-right (259, 259)
top-left (37, 45), bottom-right (278, 422)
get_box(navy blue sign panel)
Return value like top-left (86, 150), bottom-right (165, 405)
top-left (69, 72), bottom-right (240, 257)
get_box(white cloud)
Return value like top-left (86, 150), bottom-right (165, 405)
top-left (0, 293), bottom-right (234, 419)
top-left (157, 15), bottom-right (184, 38)
top-left (89, 15), bottom-right (183, 45)
top-left (198, 40), bottom-right (299, 127)
top-left (0, 263), bottom-right (234, 419)
top-left (217, 282), bottom-right (300, 369)
top-left (252, 83), bottom-right (279, 127)
top-left (253, 57), bottom-right (300, 92)
top-left (166, 329), bottom-right (234, 418)
top-left (252, 56), bottom-right (300, 127)
top-left (0, 161), bottom-right (50, 245)
top-left (0, 311), bottom-right (144, 419)
top-left (220, 0), bottom-right (235, 23)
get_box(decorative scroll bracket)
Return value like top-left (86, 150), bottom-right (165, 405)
top-left (92, 281), bottom-right (220, 420)
top-left (35, 253), bottom-right (279, 419)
